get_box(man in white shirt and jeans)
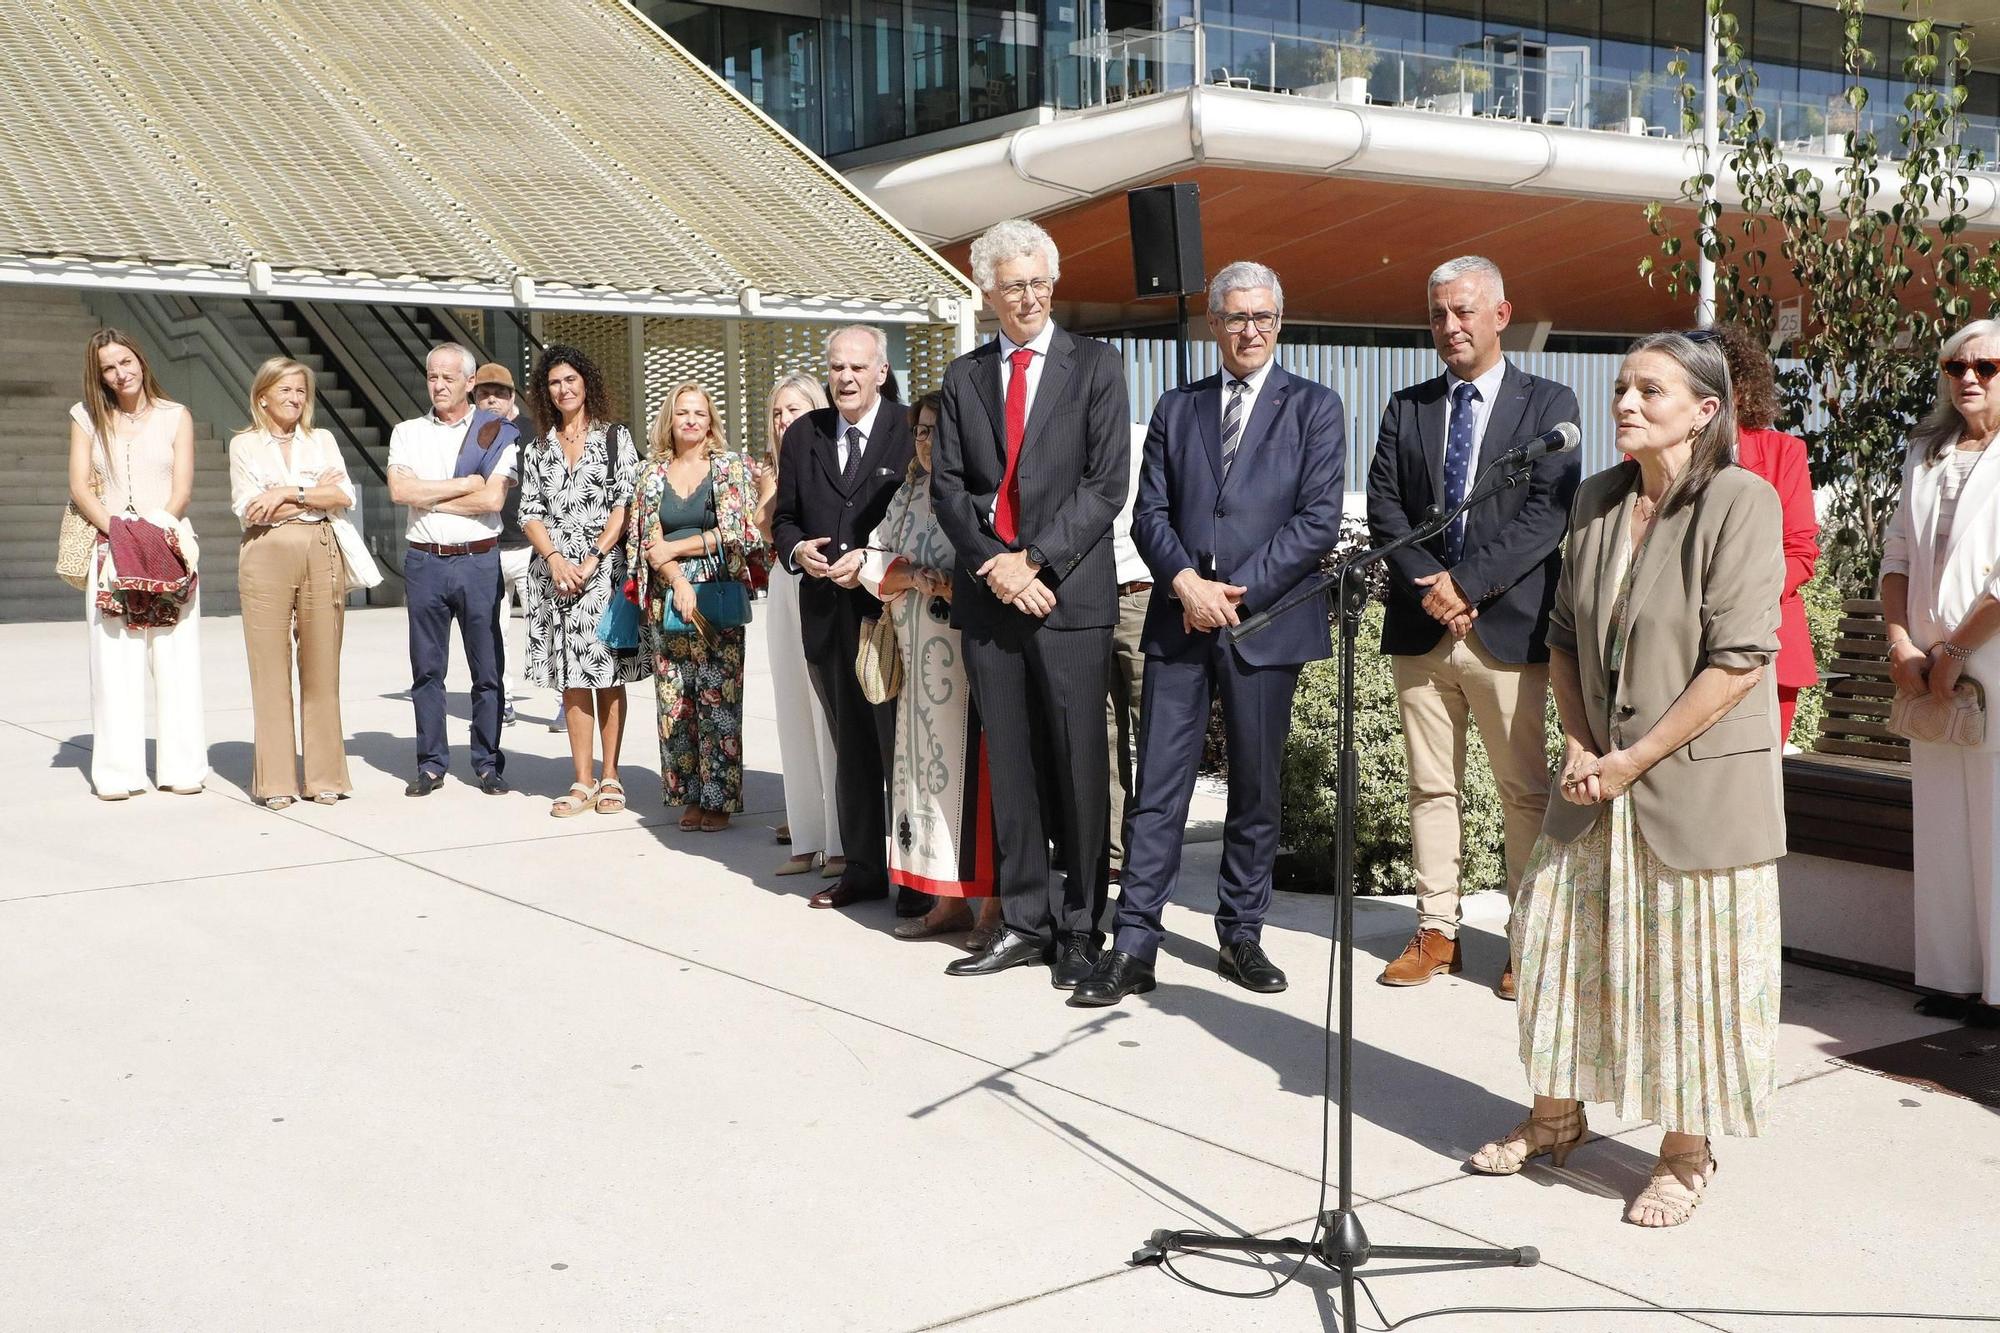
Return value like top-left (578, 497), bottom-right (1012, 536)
top-left (387, 342), bottom-right (521, 796)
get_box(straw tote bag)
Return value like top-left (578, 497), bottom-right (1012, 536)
top-left (56, 411), bottom-right (107, 590)
top-left (855, 605), bottom-right (902, 704)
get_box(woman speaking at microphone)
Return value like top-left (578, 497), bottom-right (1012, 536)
top-left (1468, 331), bottom-right (1785, 1231)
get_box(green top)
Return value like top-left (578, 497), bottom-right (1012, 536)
top-left (654, 472), bottom-right (712, 541)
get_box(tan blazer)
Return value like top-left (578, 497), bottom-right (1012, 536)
top-left (1544, 462), bottom-right (1786, 871)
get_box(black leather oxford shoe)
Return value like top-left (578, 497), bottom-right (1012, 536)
top-left (1070, 950), bottom-right (1156, 1007)
top-left (944, 928), bottom-right (1046, 977)
top-left (1219, 939), bottom-right (1288, 994)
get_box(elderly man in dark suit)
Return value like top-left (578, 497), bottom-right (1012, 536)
top-left (932, 218), bottom-right (1130, 988)
top-left (1073, 261), bottom-right (1346, 1007)
top-left (1365, 256), bottom-right (1582, 999)
top-left (772, 325), bottom-right (915, 914)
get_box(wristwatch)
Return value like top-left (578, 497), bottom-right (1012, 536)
top-left (296, 485), bottom-right (307, 508)
top-left (1024, 544), bottom-right (1048, 568)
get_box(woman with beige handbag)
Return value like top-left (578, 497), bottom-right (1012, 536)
top-left (229, 357), bottom-right (359, 810)
top-left (68, 329), bottom-right (209, 800)
top-left (1881, 320), bottom-right (2000, 1024)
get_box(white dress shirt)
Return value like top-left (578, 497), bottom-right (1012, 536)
top-left (1444, 358), bottom-right (1509, 554)
top-left (228, 427), bottom-right (354, 530)
top-left (998, 320), bottom-right (1057, 425)
top-left (1218, 357), bottom-right (1277, 447)
top-left (387, 408), bottom-right (518, 545)
top-left (835, 397), bottom-right (884, 474)
top-left (1111, 422), bottom-right (1150, 586)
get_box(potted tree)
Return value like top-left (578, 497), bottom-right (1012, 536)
top-left (1421, 57), bottom-right (1492, 115)
top-left (1591, 71), bottom-right (1657, 134)
top-left (1328, 31), bottom-right (1377, 105)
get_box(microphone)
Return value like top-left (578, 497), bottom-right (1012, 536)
top-left (1491, 422), bottom-right (1580, 470)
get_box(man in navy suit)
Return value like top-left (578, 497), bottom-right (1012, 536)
top-left (1365, 256), bottom-right (1581, 999)
top-left (386, 342), bottom-right (522, 797)
top-left (1074, 262), bottom-right (1346, 1006)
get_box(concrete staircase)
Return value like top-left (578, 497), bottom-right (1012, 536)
top-left (0, 288), bottom-right (240, 622)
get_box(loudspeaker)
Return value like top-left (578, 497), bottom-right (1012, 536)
top-left (1128, 182), bottom-right (1204, 299)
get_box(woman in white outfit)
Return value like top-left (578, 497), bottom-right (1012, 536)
top-left (67, 329), bottom-right (208, 799)
top-left (1881, 319), bottom-right (2000, 1024)
top-left (757, 372), bottom-right (845, 879)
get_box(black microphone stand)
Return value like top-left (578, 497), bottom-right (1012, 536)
top-left (1132, 449), bottom-right (1552, 1330)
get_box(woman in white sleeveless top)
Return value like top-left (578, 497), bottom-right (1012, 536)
top-left (757, 372), bottom-right (845, 878)
top-left (1882, 319), bottom-right (2000, 1022)
top-left (66, 330), bottom-right (208, 799)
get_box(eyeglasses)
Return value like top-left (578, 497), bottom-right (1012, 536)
top-left (1942, 358), bottom-right (2000, 382)
top-left (995, 278), bottom-right (1053, 301)
top-left (1220, 312), bottom-right (1280, 334)
top-left (912, 423), bottom-right (935, 438)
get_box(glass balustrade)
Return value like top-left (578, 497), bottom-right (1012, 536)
top-left (1063, 22), bottom-right (2000, 166)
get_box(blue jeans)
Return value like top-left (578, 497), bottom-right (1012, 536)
top-left (405, 546), bottom-right (504, 778)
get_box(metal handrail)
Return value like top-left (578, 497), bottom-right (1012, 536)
top-left (238, 299), bottom-right (387, 485)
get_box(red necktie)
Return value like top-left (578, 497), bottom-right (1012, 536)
top-left (995, 346), bottom-right (1034, 544)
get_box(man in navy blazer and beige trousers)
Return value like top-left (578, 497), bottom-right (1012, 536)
top-left (1366, 256), bottom-right (1581, 999)
top-left (1075, 262), bottom-right (1346, 1006)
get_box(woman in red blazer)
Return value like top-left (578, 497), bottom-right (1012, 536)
top-left (1716, 324), bottom-right (1820, 742)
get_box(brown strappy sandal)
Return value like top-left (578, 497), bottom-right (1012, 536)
top-left (1467, 1103), bottom-right (1589, 1175)
top-left (1627, 1141), bottom-right (1717, 1228)
top-left (699, 809), bottom-right (731, 832)
top-left (679, 805), bottom-right (704, 831)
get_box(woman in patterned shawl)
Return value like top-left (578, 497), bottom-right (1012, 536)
top-left (629, 382), bottom-right (765, 831)
top-left (859, 394), bottom-right (1001, 946)
top-left (518, 344), bottom-right (645, 817)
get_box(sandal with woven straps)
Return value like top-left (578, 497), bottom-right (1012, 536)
top-left (1467, 1103), bottom-right (1589, 1175)
top-left (551, 782), bottom-right (600, 819)
top-left (1627, 1141), bottom-right (1717, 1228)
top-left (595, 779), bottom-right (626, 814)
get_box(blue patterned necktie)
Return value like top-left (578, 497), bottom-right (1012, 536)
top-left (1220, 379), bottom-right (1248, 479)
top-left (1440, 380), bottom-right (1480, 565)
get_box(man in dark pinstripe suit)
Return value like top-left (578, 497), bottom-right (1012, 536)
top-left (932, 218), bottom-right (1131, 989)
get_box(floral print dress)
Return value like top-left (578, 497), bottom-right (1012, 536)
top-left (627, 449), bottom-right (765, 810)
top-left (516, 422), bottom-right (645, 690)
top-left (1510, 523), bottom-right (1784, 1138)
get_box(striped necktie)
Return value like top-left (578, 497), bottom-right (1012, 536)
top-left (1220, 379), bottom-right (1249, 478)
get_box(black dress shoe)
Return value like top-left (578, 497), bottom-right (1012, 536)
top-left (1070, 950), bottom-right (1155, 1007)
top-left (894, 886), bottom-right (933, 918)
top-left (1219, 939), bottom-right (1288, 994)
top-left (477, 772), bottom-right (508, 796)
top-left (1050, 932), bottom-right (1099, 991)
top-left (405, 771), bottom-right (443, 797)
top-left (808, 881), bottom-right (888, 910)
top-left (944, 928), bottom-right (1046, 976)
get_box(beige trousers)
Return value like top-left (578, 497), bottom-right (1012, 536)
top-left (239, 521), bottom-right (351, 800)
top-left (1392, 631), bottom-right (1551, 938)
top-left (1105, 585), bottom-right (1151, 870)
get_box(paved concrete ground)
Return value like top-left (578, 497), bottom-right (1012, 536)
top-left (4, 607), bottom-right (1996, 1333)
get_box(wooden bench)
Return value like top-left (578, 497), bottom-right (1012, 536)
top-left (1782, 598), bottom-right (1912, 871)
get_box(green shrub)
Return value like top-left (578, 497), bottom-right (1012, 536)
top-left (1281, 603), bottom-right (1525, 896)
top-left (1786, 566), bottom-right (1846, 750)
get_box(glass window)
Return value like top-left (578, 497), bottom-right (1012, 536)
top-left (965, 2), bottom-right (1039, 120)
top-left (1297, 0), bottom-right (1363, 42)
top-left (1486, 0), bottom-right (1547, 37)
top-left (638, 0), bottom-right (719, 65)
top-left (1653, 0), bottom-right (1701, 56)
top-left (717, 8), bottom-right (823, 152)
top-left (908, 0), bottom-right (960, 135)
top-left (1545, 0), bottom-right (1599, 44)
top-left (854, 0), bottom-right (907, 147)
top-left (1797, 3), bottom-right (1840, 73)
top-left (823, 6), bottom-right (857, 152)
top-left (1601, 0), bottom-right (1648, 46)
top-left (1361, 1), bottom-right (1423, 51)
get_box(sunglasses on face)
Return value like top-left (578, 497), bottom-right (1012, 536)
top-left (1942, 358), bottom-right (2000, 382)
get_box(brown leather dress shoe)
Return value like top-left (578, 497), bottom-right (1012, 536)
top-left (1378, 928), bottom-right (1463, 986)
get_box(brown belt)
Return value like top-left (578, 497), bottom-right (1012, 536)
top-left (1119, 580), bottom-right (1153, 596)
top-left (409, 538), bottom-right (498, 556)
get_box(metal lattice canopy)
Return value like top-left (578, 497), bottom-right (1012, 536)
top-left (0, 0), bottom-right (974, 326)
